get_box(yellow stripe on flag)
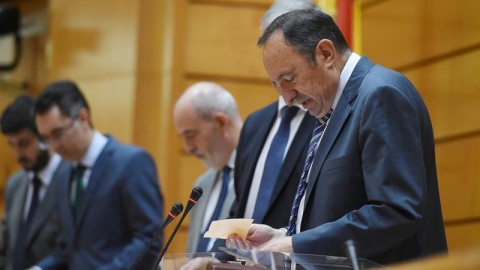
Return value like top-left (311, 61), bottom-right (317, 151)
top-left (353, 0), bottom-right (362, 54)
top-left (318, 0), bottom-right (337, 17)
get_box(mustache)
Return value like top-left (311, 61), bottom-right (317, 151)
top-left (191, 149), bottom-right (203, 156)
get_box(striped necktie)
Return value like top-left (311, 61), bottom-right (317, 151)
top-left (285, 108), bottom-right (333, 236)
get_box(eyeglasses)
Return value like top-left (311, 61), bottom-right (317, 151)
top-left (41, 119), bottom-right (77, 144)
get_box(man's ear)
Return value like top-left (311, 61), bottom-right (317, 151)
top-left (212, 112), bottom-right (229, 133)
top-left (77, 107), bottom-right (90, 126)
top-left (315, 39), bottom-right (336, 68)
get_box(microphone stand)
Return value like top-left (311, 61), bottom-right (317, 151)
top-left (129, 202), bottom-right (183, 270)
top-left (344, 239), bottom-right (360, 270)
top-left (152, 187), bottom-right (203, 270)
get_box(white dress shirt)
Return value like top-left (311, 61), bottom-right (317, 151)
top-left (70, 131), bottom-right (108, 203)
top-left (244, 97), bottom-right (307, 219)
top-left (296, 52), bottom-right (361, 233)
top-left (201, 151), bottom-right (236, 251)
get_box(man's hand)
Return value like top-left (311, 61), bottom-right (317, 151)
top-left (226, 224), bottom-right (293, 253)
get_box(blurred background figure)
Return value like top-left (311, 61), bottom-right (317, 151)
top-left (173, 82), bottom-right (242, 253)
top-left (32, 80), bottom-right (164, 270)
top-left (0, 95), bottom-right (69, 270)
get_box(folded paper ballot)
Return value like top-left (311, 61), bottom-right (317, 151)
top-left (204, 218), bottom-right (254, 240)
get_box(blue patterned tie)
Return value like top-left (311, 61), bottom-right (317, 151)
top-left (252, 106), bottom-right (299, 223)
top-left (196, 166), bottom-right (231, 252)
top-left (285, 108), bottom-right (333, 236)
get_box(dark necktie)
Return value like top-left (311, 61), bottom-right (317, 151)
top-left (196, 166), bottom-right (231, 252)
top-left (252, 106), bottom-right (299, 223)
top-left (286, 108), bottom-right (333, 236)
top-left (12, 174), bottom-right (42, 270)
top-left (73, 164), bottom-right (86, 222)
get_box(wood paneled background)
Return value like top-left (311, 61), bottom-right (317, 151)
top-left (0, 0), bottom-right (479, 256)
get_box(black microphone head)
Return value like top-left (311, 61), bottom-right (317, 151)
top-left (171, 202), bottom-right (183, 217)
top-left (184, 187), bottom-right (203, 213)
top-left (190, 186), bottom-right (203, 201)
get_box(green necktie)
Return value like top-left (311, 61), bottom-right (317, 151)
top-left (73, 165), bottom-right (86, 222)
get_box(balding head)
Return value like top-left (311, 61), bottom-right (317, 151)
top-left (173, 82), bottom-right (242, 170)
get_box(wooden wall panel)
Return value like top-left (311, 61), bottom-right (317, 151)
top-left (77, 77), bottom-right (136, 143)
top-left (192, 0), bottom-right (272, 5)
top-left (362, 0), bottom-right (480, 69)
top-left (47, 0), bottom-right (139, 80)
top-left (48, 0), bottom-right (139, 144)
top-left (436, 136), bottom-right (480, 221)
top-left (403, 50), bottom-right (480, 139)
top-left (185, 3), bottom-right (268, 79)
top-left (445, 223), bottom-right (480, 251)
top-left (363, 0), bottom-right (480, 252)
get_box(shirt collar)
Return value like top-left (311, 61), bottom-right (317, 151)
top-left (28, 153), bottom-right (62, 186)
top-left (78, 131), bottom-right (108, 168)
top-left (226, 150), bottom-right (236, 171)
top-left (332, 52), bottom-right (361, 110)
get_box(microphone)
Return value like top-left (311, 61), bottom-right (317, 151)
top-left (129, 202), bottom-right (184, 270)
top-left (152, 187), bottom-right (203, 269)
top-left (344, 239), bottom-right (360, 270)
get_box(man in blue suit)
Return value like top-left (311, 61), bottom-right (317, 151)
top-left (227, 9), bottom-right (447, 265)
top-left (32, 80), bottom-right (164, 269)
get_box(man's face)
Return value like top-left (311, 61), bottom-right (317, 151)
top-left (35, 106), bottom-right (85, 161)
top-left (6, 129), bottom-right (49, 171)
top-left (263, 31), bottom-right (337, 118)
top-left (174, 105), bottom-right (225, 170)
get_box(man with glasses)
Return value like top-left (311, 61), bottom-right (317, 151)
top-left (0, 95), bottom-right (69, 270)
top-left (32, 80), bottom-right (164, 270)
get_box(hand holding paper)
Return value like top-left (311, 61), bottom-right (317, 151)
top-left (203, 218), bottom-right (253, 240)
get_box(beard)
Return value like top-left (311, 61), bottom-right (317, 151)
top-left (30, 150), bottom-right (50, 172)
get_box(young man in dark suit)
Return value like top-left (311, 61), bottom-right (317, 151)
top-left (33, 81), bottom-right (164, 270)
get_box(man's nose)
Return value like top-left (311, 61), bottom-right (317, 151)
top-left (277, 84), bottom-right (297, 105)
top-left (183, 141), bottom-right (195, 154)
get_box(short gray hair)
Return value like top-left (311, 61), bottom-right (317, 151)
top-left (187, 82), bottom-right (240, 123)
top-left (261, 0), bottom-right (321, 32)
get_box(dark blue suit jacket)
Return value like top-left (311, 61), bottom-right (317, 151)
top-left (292, 57), bottom-right (447, 265)
top-left (38, 136), bottom-right (164, 270)
top-left (232, 101), bottom-right (317, 228)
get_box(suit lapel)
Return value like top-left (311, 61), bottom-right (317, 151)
top-left (26, 161), bottom-right (69, 246)
top-left (267, 113), bottom-right (316, 213)
top-left (305, 96), bottom-right (352, 204)
top-left (9, 172), bottom-right (29, 247)
top-left (59, 163), bottom-right (76, 239)
top-left (75, 138), bottom-right (113, 234)
top-left (304, 56), bottom-right (375, 205)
